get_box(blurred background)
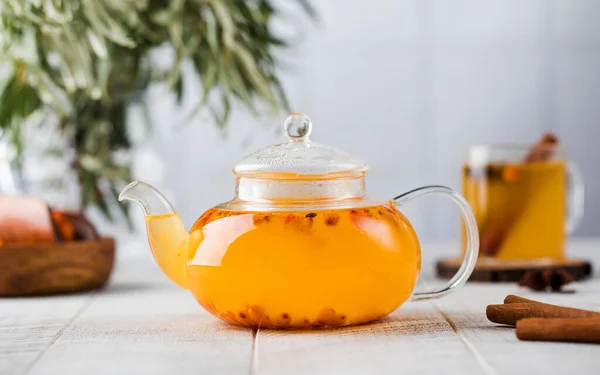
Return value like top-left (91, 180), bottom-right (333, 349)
top-left (2, 1), bottom-right (599, 259)
top-left (109, 0), bottom-right (600, 256)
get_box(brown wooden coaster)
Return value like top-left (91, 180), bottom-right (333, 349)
top-left (436, 257), bottom-right (592, 282)
top-left (0, 237), bottom-right (115, 296)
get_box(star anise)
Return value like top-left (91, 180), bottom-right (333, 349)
top-left (518, 269), bottom-right (576, 292)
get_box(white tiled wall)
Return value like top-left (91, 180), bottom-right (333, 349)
top-left (107, 0), bottom-right (600, 255)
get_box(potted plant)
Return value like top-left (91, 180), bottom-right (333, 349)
top-left (0, 0), bottom-right (313, 223)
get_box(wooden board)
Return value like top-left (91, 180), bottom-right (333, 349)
top-left (436, 257), bottom-right (592, 282)
top-left (0, 238), bottom-right (115, 296)
top-left (1, 240), bottom-right (599, 375)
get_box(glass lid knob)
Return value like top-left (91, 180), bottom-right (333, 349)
top-left (232, 112), bottom-right (367, 175)
top-left (284, 112), bottom-right (312, 141)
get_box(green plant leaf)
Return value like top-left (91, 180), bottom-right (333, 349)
top-left (0, 0), bottom-right (314, 225)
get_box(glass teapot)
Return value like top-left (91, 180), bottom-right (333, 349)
top-left (120, 113), bottom-right (479, 329)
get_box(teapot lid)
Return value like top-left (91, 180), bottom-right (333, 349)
top-left (233, 113), bottom-right (368, 177)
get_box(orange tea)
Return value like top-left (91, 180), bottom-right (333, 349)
top-left (147, 204), bottom-right (421, 328)
top-left (122, 113), bottom-right (482, 329)
top-left (462, 160), bottom-right (566, 259)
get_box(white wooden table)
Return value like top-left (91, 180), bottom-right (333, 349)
top-left (2, 239), bottom-right (600, 375)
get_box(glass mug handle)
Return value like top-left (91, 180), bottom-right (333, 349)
top-left (394, 185), bottom-right (479, 300)
top-left (566, 162), bottom-right (585, 234)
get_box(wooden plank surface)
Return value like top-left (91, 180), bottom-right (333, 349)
top-left (433, 284), bottom-right (600, 375)
top-left (27, 259), bottom-right (254, 375)
top-left (254, 303), bottom-right (485, 375)
top-left (0, 292), bottom-right (94, 374)
top-left (1, 239), bottom-right (599, 375)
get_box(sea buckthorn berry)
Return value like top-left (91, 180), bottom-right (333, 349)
top-left (285, 215), bottom-right (314, 233)
top-left (277, 313), bottom-right (292, 327)
top-left (195, 211), bottom-right (214, 228)
top-left (317, 307), bottom-right (345, 326)
top-left (324, 213), bottom-right (339, 226)
top-left (252, 214), bottom-right (270, 225)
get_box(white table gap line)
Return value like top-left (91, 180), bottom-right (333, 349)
top-left (433, 302), bottom-right (497, 375)
top-left (23, 291), bottom-right (98, 375)
top-left (250, 328), bottom-right (259, 375)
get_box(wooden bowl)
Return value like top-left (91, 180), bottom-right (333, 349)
top-left (0, 237), bottom-right (115, 296)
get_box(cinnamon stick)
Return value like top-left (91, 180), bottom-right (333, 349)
top-left (524, 133), bottom-right (559, 163)
top-left (479, 133), bottom-right (559, 256)
top-left (503, 294), bottom-right (535, 304)
top-left (487, 301), bottom-right (600, 326)
top-left (516, 318), bottom-right (600, 343)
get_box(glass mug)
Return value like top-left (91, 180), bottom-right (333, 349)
top-left (462, 143), bottom-right (584, 260)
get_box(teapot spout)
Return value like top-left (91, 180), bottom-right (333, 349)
top-left (119, 181), bottom-right (189, 289)
top-left (119, 181), bottom-right (176, 217)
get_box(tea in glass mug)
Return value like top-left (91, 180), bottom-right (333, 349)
top-left (462, 135), bottom-right (584, 260)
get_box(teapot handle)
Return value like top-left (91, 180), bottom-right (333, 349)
top-left (394, 185), bottom-right (479, 300)
top-left (565, 162), bottom-right (585, 234)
